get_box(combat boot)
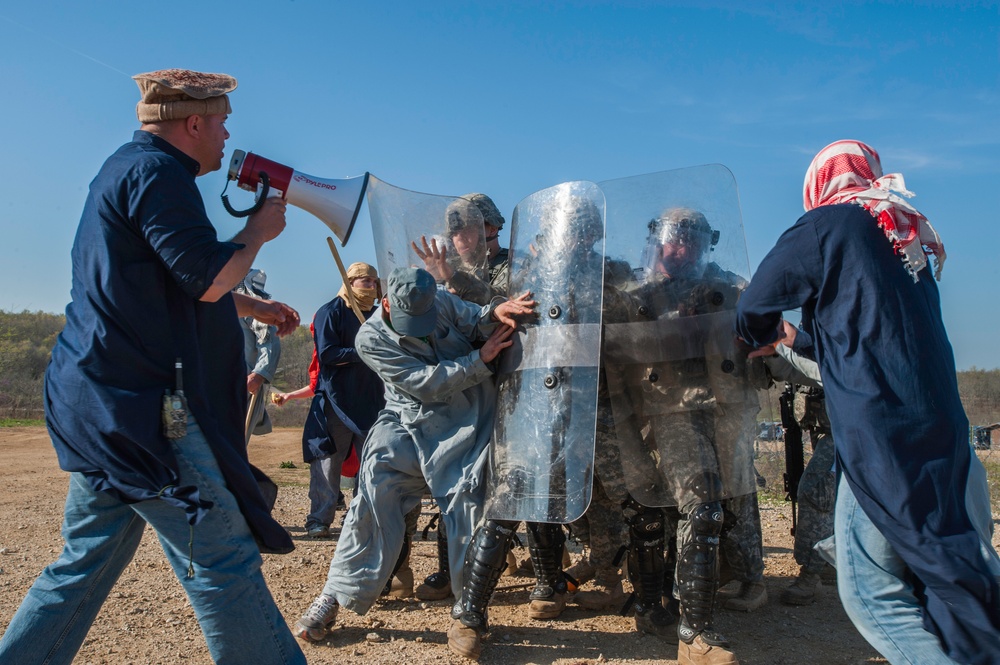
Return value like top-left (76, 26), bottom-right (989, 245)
top-left (526, 522), bottom-right (569, 619)
top-left (564, 553), bottom-right (597, 587)
top-left (382, 534), bottom-right (414, 599)
top-left (779, 569), bottom-right (821, 606)
top-left (416, 531), bottom-right (452, 601)
top-left (448, 619), bottom-right (484, 660)
top-left (677, 630), bottom-right (739, 665)
top-left (625, 501), bottom-right (678, 641)
top-left (501, 547), bottom-right (520, 577)
top-left (387, 556), bottom-right (414, 598)
top-left (574, 567), bottom-right (627, 610)
top-left (635, 603), bottom-right (680, 642)
top-left (722, 581), bottom-right (767, 612)
top-left (449, 520), bottom-right (514, 660)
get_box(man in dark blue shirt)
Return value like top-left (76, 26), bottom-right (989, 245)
top-left (736, 140), bottom-right (999, 664)
top-left (0, 69), bottom-right (306, 665)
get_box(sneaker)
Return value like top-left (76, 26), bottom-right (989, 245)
top-left (296, 593), bottom-right (338, 642)
top-left (677, 632), bottom-right (739, 665)
top-left (447, 619), bottom-right (484, 660)
top-left (723, 581), bottom-right (767, 612)
top-left (306, 525), bottom-right (330, 538)
top-left (415, 571), bottom-right (452, 601)
top-left (780, 571), bottom-right (821, 606)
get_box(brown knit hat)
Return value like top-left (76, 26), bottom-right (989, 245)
top-left (132, 69), bottom-right (237, 123)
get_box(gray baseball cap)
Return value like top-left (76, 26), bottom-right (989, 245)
top-left (387, 267), bottom-right (438, 337)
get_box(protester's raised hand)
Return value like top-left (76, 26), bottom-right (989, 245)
top-left (480, 323), bottom-right (515, 363)
top-left (411, 236), bottom-right (453, 283)
top-left (493, 291), bottom-right (537, 327)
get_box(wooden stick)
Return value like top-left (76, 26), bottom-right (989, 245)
top-left (327, 237), bottom-right (365, 324)
top-left (244, 387), bottom-right (261, 446)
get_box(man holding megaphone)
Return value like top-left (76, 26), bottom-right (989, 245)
top-left (0, 68), bottom-right (305, 665)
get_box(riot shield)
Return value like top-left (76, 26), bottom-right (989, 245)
top-left (599, 165), bottom-right (758, 509)
top-left (485, 181), bottom-right (604, 523)
top-left (366, 176), bottom-right (487, 285)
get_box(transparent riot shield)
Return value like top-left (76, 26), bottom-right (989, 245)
top-left (599, 165), bottom-right (759, 509)
top-left (485, 181), bottom-right (604, 523)
top-left (366, 176), bottom-right (487, 285)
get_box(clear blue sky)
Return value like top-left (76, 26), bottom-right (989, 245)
top-left (1, 1), bottom-right (997, 369)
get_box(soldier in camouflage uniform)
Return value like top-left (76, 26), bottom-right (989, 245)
top-left (781, 384), bottom-right (836, 604)
top-left (443, 193), bottom-right (510, 303)
top-left (603, 208), bottom-right (760, 665)
top-left (570, 398), bottom-right (631, 610)
top-left (760, 340), bottom-right (837, 606)
top-left (448, 186), bottom-right (605, 660)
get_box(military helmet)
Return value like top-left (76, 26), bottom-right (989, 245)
top-left (462, 192), bottom-right (505, 230)
top-left (648, 207), bottom-right (719, 250)
top-left (444, 197), bottom-right (483, 235)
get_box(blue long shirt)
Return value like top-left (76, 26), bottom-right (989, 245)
top-left (44, 131), bottom-right (292, 554)
top-left (302, 296), bottom-right (385, 462)
top-left (735, 203), bottom-right (999, 663)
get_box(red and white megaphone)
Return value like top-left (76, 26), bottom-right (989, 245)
top-left (222, 149), bottom-right (369, 245)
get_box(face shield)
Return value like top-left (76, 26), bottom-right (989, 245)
top-left (647, 208), bottom-right (719, 280)
top-left (445, 197), bottom-right (488, 267)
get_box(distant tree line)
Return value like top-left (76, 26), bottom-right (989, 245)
top-left (958, 367), bottom-right (1000, 426)
top-left (2, 310), bottom-right (998, 431)
top-left (0, 310), bottom-right (65, 420)
top-left (0, 309), bottom-right (319, 426)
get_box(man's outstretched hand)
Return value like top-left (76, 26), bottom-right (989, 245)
top-left (480, 324), bottom-right (516, 364)
top-left (251, 299), bottom-right (301, 337)
top-left (493, 291), bottom-right (536, 327)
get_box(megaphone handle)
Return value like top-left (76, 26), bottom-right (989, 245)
top-left (222, 171), bottom-right (271, 218)
top-left (327, 237), bottom-right (366, 324)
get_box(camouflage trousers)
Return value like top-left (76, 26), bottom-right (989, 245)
top-left (717, 491), bottom-right (765, 584)
top-left (570, 419), bottom-right (629, 570)
top-left (794, 431), bottom-right (836, 573)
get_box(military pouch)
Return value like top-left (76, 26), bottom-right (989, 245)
top-left (162, 390), bottom-right (188, 439)
top-left (162, 358), bottom-right (188, 440)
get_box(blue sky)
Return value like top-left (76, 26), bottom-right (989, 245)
top-left (1, 1), bottom-right (997, 369)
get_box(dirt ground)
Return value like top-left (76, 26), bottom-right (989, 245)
top-left (1, 427), bottom-right (988, 665)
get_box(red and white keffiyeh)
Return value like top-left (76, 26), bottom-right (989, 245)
top-left (803, 139), bottom-right (946, 282)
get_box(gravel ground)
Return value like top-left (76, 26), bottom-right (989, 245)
top-left (4, 426), bottom-right (981, 664)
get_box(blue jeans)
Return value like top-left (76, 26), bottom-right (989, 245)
top-left (0, 419), bottom-right (305, 665)
top-left (306, 409), bottom-right (361, 529)
top-left (835, 475), bottom-right (955, 665)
